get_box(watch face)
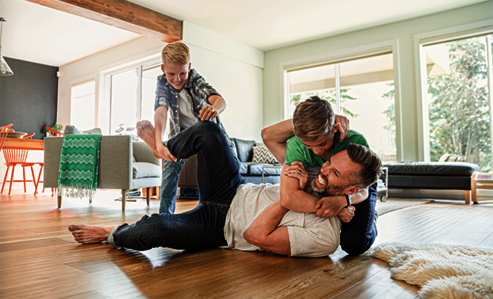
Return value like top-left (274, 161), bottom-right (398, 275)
top-left (346, 194), bottom-right (352, 206)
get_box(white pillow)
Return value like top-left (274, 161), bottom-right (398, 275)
top-left (252, 145), bottom-right (278, 164)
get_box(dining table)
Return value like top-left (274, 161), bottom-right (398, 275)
top-left (3, 138), bottom-right (44, 150)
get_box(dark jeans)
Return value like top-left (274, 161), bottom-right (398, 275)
top-left (112, 122), bottom-right (244, 251)
top-left (339, 183), bottom-right (378, 255)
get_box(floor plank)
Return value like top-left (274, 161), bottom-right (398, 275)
top-left (1, 190), bottom-right (492, 298)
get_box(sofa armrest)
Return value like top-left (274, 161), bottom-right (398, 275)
top-left (43, 137), bottom-right (64, 188)
top-left (133, 141), bottom-right (161, 167)
top-left (43, 135), bottom-right (133, 190)
top-left (98, 135), bottom-right (132, 189)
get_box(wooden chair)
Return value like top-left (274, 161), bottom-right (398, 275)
top-left (45, 126), bottom-right (64, 137)
top-left (0, 123), bottom-right (14, 151)
top-left (1, 132), bottom-right (39, 195)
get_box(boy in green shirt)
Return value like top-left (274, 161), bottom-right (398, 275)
top-left (262, 96), bottom-right (379, 255)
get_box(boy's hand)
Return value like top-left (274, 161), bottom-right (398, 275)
top-left (199, 104), bottom-right (218, 121)
top-left (337, 206), bottom-right (355, 223)
top-left (334, 114), bottom-right (350, 141)
top-left (283, 161), bottom-right (308, 190)
top-left (156, 143), bottom-right (177, 162)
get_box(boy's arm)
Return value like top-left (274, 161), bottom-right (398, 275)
top-left (199, 95), bottom-right (226, 121)
top-left (154, 106), bottom-right (176, 161)
top-left (261, 119), bottom-right (294, 164)
top-left (280, 163), bottom-right (319, 212)
top-left (243, 199), bottom-right (291, 256)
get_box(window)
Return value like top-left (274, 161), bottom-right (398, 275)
top-left (108, 62), bottom-right (161, 135)
top-left (71, 80), bottom-right (95, 131)
top-left (287, 53), bottom-right (397, 161)
top-left (424, 34), bottom-right (493, 171)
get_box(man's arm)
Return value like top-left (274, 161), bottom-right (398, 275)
top-left (199, 95), bottom-right (226, 121)
top-left (243, 199), bottom-right (291, 256)
top-left (154, 106), bottom-right (177, 161)
top-left (314, 188), bottom-right (368, 217)
top-left (261, 119), bottom-right (294, 164)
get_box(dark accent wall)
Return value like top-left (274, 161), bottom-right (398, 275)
top-left (0, 57), bottom-right (58, 139)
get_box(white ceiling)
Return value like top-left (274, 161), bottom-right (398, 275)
top-left (0, 0), bottom-right (489, 67)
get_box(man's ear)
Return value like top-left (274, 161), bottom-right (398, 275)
top-left (344, 186), bottom-right (360, 196)
top-left (188, 63), bottom-right (192, 71)
top-left (161, 64), bottom-right (165, 73)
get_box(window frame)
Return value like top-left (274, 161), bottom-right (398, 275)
top-left (414, 20), bottom-right (493, 162)
top-left (100, 57), bottom-right (161, 134)
top-left (280, 40), bottom-right (403, 161)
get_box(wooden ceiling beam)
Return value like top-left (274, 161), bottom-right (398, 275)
top-left (27, 0), bottom-right (182, 43)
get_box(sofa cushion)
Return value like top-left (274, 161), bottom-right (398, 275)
top-left (239, 162), bottom-right (249, 175)
top-left (133, 162), bottom-right (161, 179)
top-left (252, 145), bottom-right (278, 164)
top-left (64, 125), bottom-right (82, 135)
top-left (383, 162), bottom-right (479, 176)
top-left (64, 125), bottom-right (102, 135)
top-left (248, 163), bottom-right (283, 176)
top-left (234, 138), bottom-right (256, 162)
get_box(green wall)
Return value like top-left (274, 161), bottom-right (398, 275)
top-left (263, 1), bottom-right (493, 161)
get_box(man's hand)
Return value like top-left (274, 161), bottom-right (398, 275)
top-left (156, 142), bottom-right (177, 162)
top-left (314, 195), bottom-right (347, 218)
top-left (337, 206), bottom-right (355, 223)
top-left (334, 114), bottom-right (350, 142)
top-left (199, 104), bottom-right (218, 121)
top-left (283, 162), bottom-right (308, 190)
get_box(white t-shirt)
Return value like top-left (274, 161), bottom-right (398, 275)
top-left (223, 183), bottom-right (341, 257)
top-left (178, 89), bottom-right (197, 128)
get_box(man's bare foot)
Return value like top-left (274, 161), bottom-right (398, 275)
top-left (136, 120), bottom-right (162, 159)
top-left (68, 224), bottom-right (116, 244)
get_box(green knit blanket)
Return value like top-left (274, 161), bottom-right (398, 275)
top-left (58, 134), bottom-right (101, 200)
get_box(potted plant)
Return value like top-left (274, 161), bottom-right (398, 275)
top-left (43, 123), bottom-right (63, 137)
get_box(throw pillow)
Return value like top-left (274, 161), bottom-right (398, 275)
top-left (63, 125), bottom-right (82, 135)
top-left (252, 145), bottom-right (278, 164)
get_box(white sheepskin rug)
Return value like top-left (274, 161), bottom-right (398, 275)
top-left (369, 242), bottom-right (493, 299)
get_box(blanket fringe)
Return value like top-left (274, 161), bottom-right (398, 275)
top-left (58, 183), bottom-right (97, 201)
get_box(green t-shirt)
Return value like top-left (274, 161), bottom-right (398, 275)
top-left (285, 131), bottom-right (369, 167)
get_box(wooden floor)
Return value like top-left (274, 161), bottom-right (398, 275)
top-left (1, 190), bottom-right (492, 299)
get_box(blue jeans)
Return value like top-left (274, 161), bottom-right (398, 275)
top-left (111, 122), bottom-right (244, 251)
top-left (159, 127), bottom-right (240, 214)
top-left (160, 159), bottom-right (186, 214)
top-left (339, 183), bottom-right (378, 255)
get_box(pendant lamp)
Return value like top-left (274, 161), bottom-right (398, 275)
top-left (0, 17), bottom-right (13, 76)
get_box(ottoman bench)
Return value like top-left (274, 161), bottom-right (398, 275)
top-left (383, 162), bottom-right (480, 204)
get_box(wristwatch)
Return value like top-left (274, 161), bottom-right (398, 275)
top-left (345, 194), bottom-right (352, 207)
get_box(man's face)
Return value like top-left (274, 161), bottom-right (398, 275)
top-left (311, 150), bottom-right (363, 196)
top-left (300, 131), bottom-right (336, 158)
top-left (162, 62), bottom-right (191, 91)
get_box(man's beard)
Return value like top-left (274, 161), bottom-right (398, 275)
top-left (311, 175), bottom-right (343, 197)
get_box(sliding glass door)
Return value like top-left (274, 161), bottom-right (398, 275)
top-left (287, 53), bottom-right (396, 161)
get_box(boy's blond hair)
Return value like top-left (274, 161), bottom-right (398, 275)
top-left (293, 96), bottom-right (335, 142)
top-left (161, 41), bottom-right (191, 66)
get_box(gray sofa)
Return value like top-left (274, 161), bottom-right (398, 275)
top-left (44, 135), bottom-right (161, 210)
top-left (383, 161), bottom-right (480, 203)
top-left (232, 138), bottom-right (282, 184)
top-left (177, 137), bottom-right (282, 194)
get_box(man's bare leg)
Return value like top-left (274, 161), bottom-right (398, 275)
top-left (68, 224), bottom-right (116, 244)
top-left (136, 120), bottom-right (161, 159)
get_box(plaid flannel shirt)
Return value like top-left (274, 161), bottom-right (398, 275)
top-left (154, 69), bottom-right (233, 147)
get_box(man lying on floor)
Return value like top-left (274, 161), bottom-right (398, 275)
top-left (69, 121), bottom-right (382, 257)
